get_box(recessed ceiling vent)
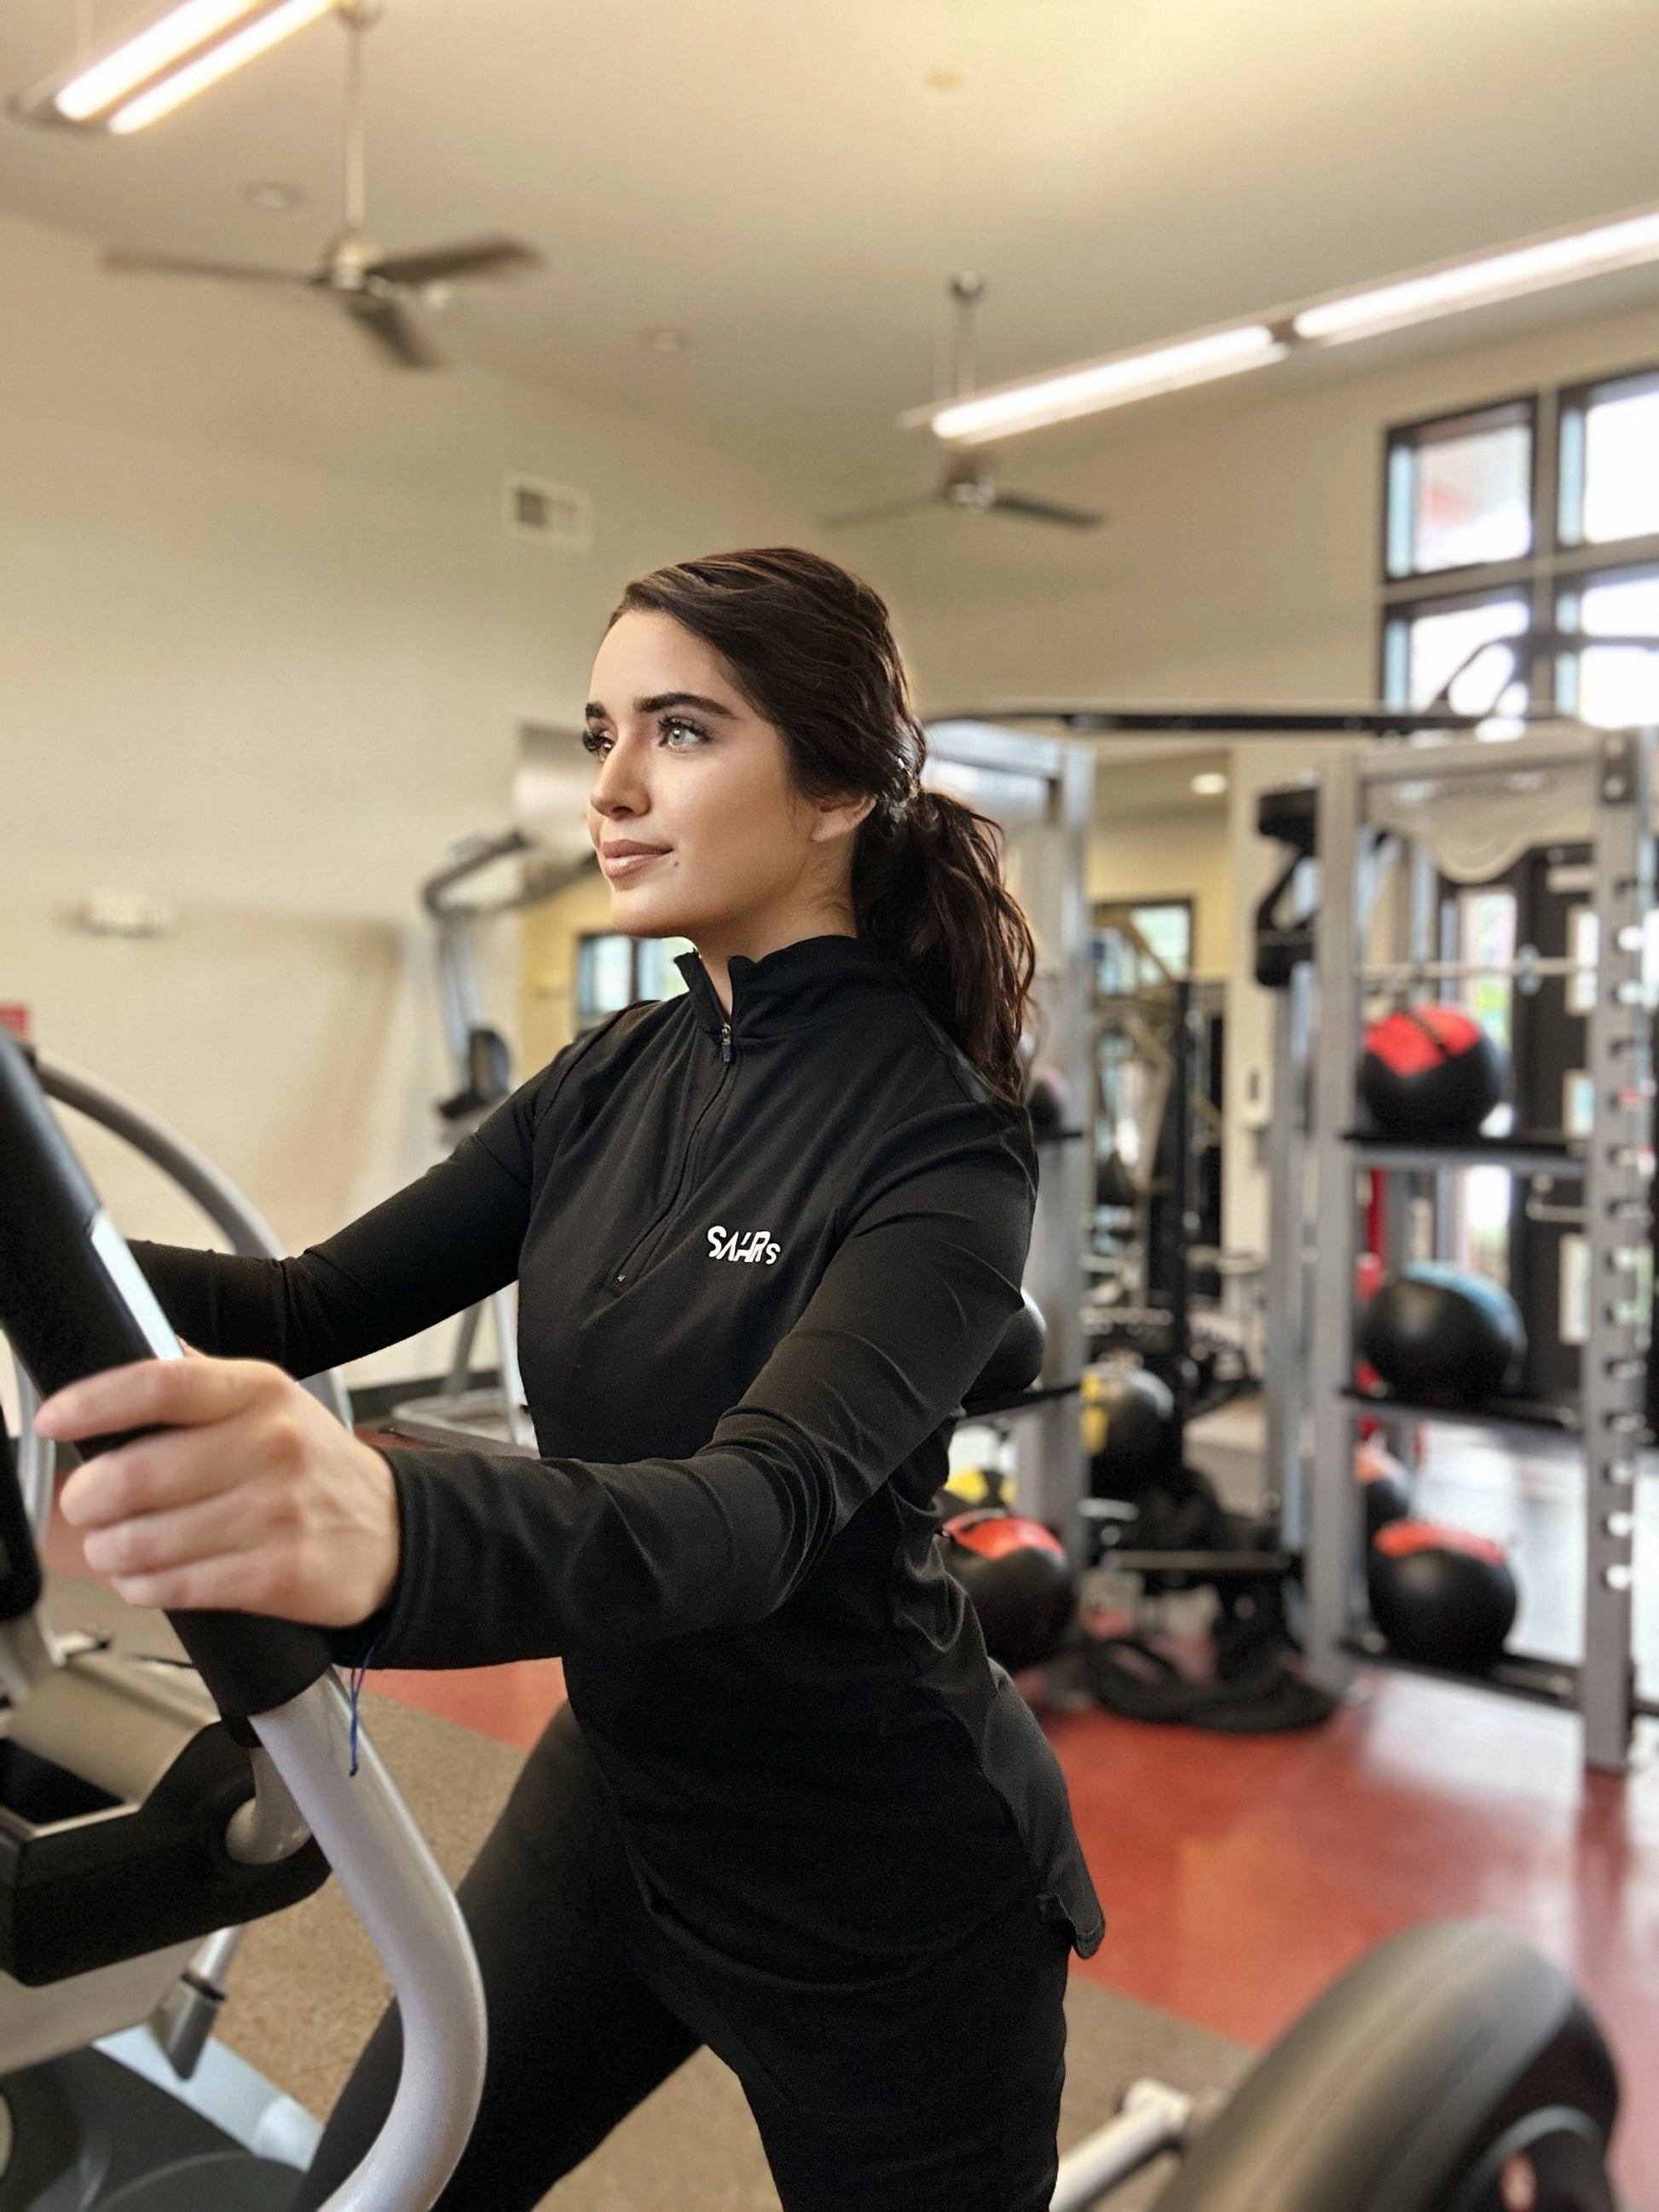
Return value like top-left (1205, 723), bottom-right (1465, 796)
top-left (505, 475), bottom-right (592, 552)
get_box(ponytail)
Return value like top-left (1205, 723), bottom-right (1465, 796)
top-left (853, 785), bottom-right (1037, 1114)
top-left (611, 548), bottom-right (1038, 1115)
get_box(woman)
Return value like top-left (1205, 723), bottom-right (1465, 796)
top-left (37, 548), bottom-right (1102, 2212)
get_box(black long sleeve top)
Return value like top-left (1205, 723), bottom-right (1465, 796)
top-left (135, 935), bottom-right (1102, 1972)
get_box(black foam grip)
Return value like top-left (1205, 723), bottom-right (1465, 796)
top-left (0, 1415), bottom-right (43, 1626)
top-left (166, 1610), bottom-right (333, 1724)
top-left (0, 1033), bottom-right (332, 1718)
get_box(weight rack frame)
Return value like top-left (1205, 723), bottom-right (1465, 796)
top-left (1303, 719), bottom-right (1657, 1770)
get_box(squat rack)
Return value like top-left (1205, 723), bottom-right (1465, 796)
top-left (966, 703), bottom-right (1657, 1772)
top-left (1304, 718), bottom-right (1656, 1771)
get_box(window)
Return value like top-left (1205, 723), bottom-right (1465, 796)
top-left (1382, 591), bottom-right (1530, 715)
top-left (1093, 899), bottom-right (1193, 992)
top-left (1558, 369), bottom-right (1659, 548)
top-left (1385, 402), bottom-right (1534, 580)
top-left (1555, 566), bottom-right (1659, 729)
top-left (575, 934), bottom-right (691, 1029)
top-left (1382, 365), bottom-right (1659, 732)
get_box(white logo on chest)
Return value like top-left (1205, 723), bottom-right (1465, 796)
top-left (707, 1225), bottom-right (781, 1265)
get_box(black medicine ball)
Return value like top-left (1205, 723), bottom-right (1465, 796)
top-left (966, 1290), bottom-right (1046, 1410)
top-left (1356, 1442), bottom-right (1413, 1540)
top-left (1367, 1521), bottom-right (1518, 1672)
top-left (941, 1510), bottom-right (1078, 1672)
top-left (1083, 1368), bottom-right (1177, 1498)
top-left (1359, 1004), bottom-right (1506, 1141)
top-left (1360, 1265), bottom-right (1525, 1409)
top-left (1026, 1064), bottom-right (1073, 1133)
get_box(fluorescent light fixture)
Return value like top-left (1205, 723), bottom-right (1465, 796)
top-left (915, 324), bottom-right (1287, 446)
top-left (28, 0), bottom-right (333, 133)
top-left (1295, 209), bottom-right (1659, 345)
top-left (897, 200), bottom-right (1659, 447)
top-left (108, 0), bottom-right (333, 131)
top-left (58, 0), bottom-right (269, 118)
top-left (1190, 771), bottom-right (1228, 796)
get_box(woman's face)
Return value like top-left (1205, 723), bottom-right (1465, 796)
top-left (585, 609), bottom-right (870, 960)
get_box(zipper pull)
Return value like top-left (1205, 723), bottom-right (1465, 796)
top-left (720, 1022), bottom-right (733, 1065)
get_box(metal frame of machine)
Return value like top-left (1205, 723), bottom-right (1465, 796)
top-left (0, 1034), bottom-right (488, 2209)
top-left (923, 718), bottom-right (1095, 1556)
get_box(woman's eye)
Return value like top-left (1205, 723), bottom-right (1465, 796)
top-left (661, 718), bottom-right (707, 747)
top-left (581, 728), bottom-right (610, 756)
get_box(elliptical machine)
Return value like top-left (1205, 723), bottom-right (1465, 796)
top-left (0, 1028), bottom-right (487, 2209)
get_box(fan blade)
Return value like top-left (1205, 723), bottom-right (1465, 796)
top-left (344, 291), bottom-right (445, 369)
top-left (986, 489), bottom-right (1107, 529)
top-left (104, 248), bottom-right (307, 287)
top-left (822, 492), bottom-right (945, 528)
top-left (369, 236), bottom-right (543, 289)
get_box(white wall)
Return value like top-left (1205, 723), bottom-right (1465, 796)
top-left (0, 209), bottom-right (833, 1387)
top-left (11, 193), bottom-right (1659, 1368)
top-left (1089, 806), bottom-right (1231, 980)
top-left (871, 299), bottom-right (1659, 1260)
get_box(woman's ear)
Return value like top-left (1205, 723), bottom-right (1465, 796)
top-left (811, 792), bottom-right (876, 846)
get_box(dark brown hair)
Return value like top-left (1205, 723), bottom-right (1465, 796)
top-left (610, 547), bottom-right (1037, 1112)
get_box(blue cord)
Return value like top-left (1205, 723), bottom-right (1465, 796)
top-left (344, 1631), bottom-right (386, 1778)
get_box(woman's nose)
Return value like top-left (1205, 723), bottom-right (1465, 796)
top-left (590, 742), bottom-right (645, 817)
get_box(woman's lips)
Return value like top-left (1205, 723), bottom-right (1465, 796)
top-left (600, 845), bottom-right (669, 880)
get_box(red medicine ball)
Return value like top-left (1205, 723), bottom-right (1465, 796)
top-left (942, 1510), bottom-right (1077, 1673)
top-left (1360, 1004), bottom-right (1506, 1141)
top-left (1367, 1519), bottom-right (1518, 1672)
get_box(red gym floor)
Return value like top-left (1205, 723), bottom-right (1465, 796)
top-left (41, 1507), bottom-right (1659, 2204)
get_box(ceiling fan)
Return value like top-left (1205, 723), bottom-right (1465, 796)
top-left (102, 1), bottom-right (543, 369)
top-left (826, 275), bottom-right (1107, 530)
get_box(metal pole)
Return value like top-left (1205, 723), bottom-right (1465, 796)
top-left (1263, 968), bottom-right (1309, 1541)
top-left (1049, 2080), bottom-right (1194, 2212)
top-left (1305, 748), bottom-right (1365, 1699)
top-left (1168, 978), bottom-right (1194, 1441)
top-left (1579, 725), bottom-right (1653, 1770)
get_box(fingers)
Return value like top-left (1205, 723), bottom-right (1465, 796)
top-left (103, 1545), bottom-right (300, 1618)
top-left (35, 1356), bottom-right (279, 1444)
top-left (81, 1478), bottom-right (286, 1585)
top-left (67, 1442), bottom-right (315, 1616)
top-left (59, 1393), bottom-right (304, 1531)
top-left (43, 1365), bottom-right (399, 1628)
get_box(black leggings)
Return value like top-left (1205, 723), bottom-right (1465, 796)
top-left (289, 1706), bottom-right (1070, 2212)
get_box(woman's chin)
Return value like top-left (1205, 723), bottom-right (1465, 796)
top-left (608, 884), bottom-right (683, 937)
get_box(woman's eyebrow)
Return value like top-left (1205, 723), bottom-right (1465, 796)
top-left (584, 690), bottom-right (738, 720)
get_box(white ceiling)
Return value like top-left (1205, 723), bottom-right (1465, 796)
top-left (2, 0), bottom-right (1656, 482)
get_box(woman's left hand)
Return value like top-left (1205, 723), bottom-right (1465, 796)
top-left (35, 1355), bottom-right (401, 1629)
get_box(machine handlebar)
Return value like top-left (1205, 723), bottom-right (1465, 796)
top-left (0, 1031), bottom-right (488, 2209)
top-left (0, 1031), bottom-right (332, 1718)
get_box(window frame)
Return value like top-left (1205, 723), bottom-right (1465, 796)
top-left (1553, 558), bottom-right (1659, 723)
top-left (1378, 582), bottom-right (1535, 713)
top-left (1381, 364), bottom-right (1659, 726)
top-left (1380, 392), bottom-right (1540, 588)
top-left (1092, 896), bottom-right (1196, 989)
top-left (1556, 361), bottom-right (1659, 555)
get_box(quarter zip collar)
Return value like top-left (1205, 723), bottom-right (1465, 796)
top-left (674, 935), bottom-right (898, 1050)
